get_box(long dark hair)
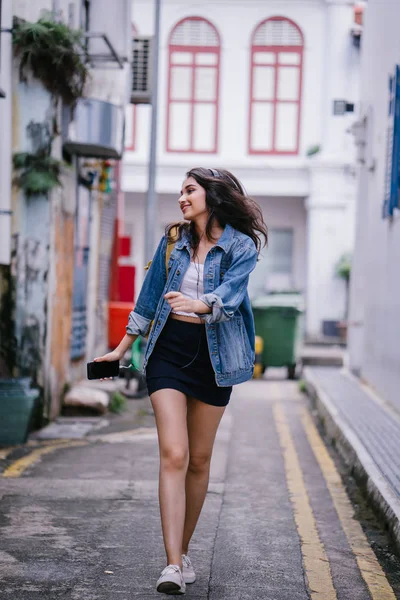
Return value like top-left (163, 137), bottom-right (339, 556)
top-left (167, 167), bottom-right (268, 254)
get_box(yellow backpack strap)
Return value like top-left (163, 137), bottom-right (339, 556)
top-left (165, 224), bottom-right (179, 273)
top-left (144, 225), bottom-right (180, 274)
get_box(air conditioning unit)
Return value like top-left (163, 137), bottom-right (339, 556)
top-left (62, 98), bottom-right (125, 159)
top-left (131, 36), bottom-right (153, 104)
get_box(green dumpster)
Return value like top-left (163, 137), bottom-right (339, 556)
top-left (252, 293), bottom-right (304, 379)
top-left (0, 378), bottom-right (40, 446)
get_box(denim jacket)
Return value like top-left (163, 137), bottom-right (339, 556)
top-left (126, 223), bottom-right (258, 386)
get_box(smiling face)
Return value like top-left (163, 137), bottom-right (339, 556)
top-left (178, 176), bottom-right (209, 222)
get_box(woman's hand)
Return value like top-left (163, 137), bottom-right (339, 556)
top-left (94, 333), bottom-right (137, 366)
top-left (92, 349), bottom-right (124, 381)
top-left (93, 349), bottom-right (123, 363)
top-left (164, 292), bottom-right (196, 313)
top-left (91, 334), bottom-right (137, 381)
top-left (164, 292), bottom-right (210, 314)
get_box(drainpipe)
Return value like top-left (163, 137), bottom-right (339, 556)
top-left (144, 0), bottom-right (161, 263)
top-left (0, 0), bottom-right (12, 266)
top-left (0, 0), bottom-right (12, 265)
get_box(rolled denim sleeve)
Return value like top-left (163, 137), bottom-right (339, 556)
top-left (198, 241), bottom-right (258, 323)
top-left (125, 235), bottom-right (167, 336)
top-left (126, 311), bottom-right (153, 337)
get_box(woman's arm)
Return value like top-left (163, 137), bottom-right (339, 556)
top-left (126, 235), bottom-right (168, 337)
top-left (94, 333), bottom-right (138, 362)
top-left (94, 235), bottom-right (168, 363)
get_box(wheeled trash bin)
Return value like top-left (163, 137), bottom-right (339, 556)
top-left (251, 293), bottom-right (304, 379)
top-left (0, 378), bottom-right (40, 445)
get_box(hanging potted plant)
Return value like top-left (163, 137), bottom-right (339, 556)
top-left (12, 16), bottom-right (89, 197)
top-left (335, 253), bottom-right (352, 343)
top-left (12, 15), bottom-right (89, 107)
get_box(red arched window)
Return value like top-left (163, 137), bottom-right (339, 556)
top-left (249, 17), bottom-right (304, 155)
top-left (125, 24), bottom-right (138, 151)
top-left (167, 17), bottom-right (221, 153)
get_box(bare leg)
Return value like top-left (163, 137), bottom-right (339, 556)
top-left (182, 398), bottom-right (226, 554)
top-left (151, 389), bottom-right (188, 567)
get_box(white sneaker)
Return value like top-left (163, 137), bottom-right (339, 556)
top-left (182, 554), bottom-right (196, 584)
top-left (156, 564), bottom-right (186, 595)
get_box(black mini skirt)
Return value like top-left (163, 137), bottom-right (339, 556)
top-left (146, 317), bottom-right (232, 407)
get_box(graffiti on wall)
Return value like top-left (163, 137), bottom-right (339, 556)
top-left (12, 213), bottom-right (49, 385)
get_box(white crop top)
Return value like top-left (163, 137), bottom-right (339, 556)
top-left (172, 261), bottom-right (204, 318)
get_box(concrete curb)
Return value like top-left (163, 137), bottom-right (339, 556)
top-left (304, 366), bottom-right (400, 553)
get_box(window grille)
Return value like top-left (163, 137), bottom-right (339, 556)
top-left (170, 18), bottom-right (219, 47)
top-left (126, 24), bottom-right (138, 147)
top-left (131, 36), bottom-right (152, 104)
top-left (253, 18), bottom-right (303, 47)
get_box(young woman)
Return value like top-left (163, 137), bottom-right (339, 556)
top-left (94, 167), bottom-right (268, 595)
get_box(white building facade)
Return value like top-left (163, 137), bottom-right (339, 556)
top-left (123, 0), bottom-right (362, 340)
top-left (348, 0), bottom-right (400, 412)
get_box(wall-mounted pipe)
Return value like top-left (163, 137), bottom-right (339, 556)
top-left (0, 0), bottom-right (12, 266)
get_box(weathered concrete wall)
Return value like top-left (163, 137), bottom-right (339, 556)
top-left (12, 195), bottom-right (50, 385)
top-left (11, 77), bottom-right (53, 392)
top-left (10, 76), bottom-right (77, 419)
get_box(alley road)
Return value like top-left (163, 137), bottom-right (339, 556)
top-left (0, 378), bottom-right (398, 600)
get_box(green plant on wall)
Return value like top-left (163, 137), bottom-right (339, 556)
top-left (306, 144), bottom-right (321, 157)
top-left (335, 253), bottom-right (351, 282)
top-left (12, 151), bottom-right (68, 197)
top-left (12, 15), bottom-right (89, 106)
top-left (12, 15), bottom-right (88, 197)
top-left (335, 253), bottom-right (352, 320)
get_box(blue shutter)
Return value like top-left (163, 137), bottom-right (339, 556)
top-left (383, 65), bottom-right (400, 218)
top-left (70, 187), bottom-right (92, 360)
top-left (70, 248), bottom-right (90, 360)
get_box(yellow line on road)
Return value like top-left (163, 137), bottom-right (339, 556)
top-left (300, 406), bottom-right (396, 600)
top-left (1, 427), bottom-right (158, 478)
top-left (273, 403), bottom-right (337, 599)
top-left (2, 441), bottom-right (88, 478)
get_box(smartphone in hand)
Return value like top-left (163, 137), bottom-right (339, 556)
top-left (87, 360), bottom-right (120, 380)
